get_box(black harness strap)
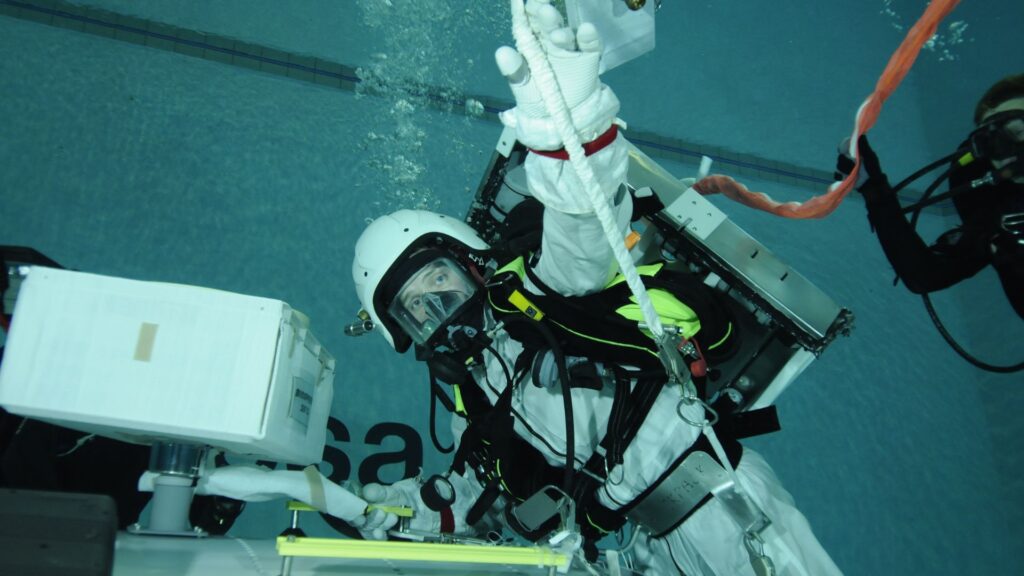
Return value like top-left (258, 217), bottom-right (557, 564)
top-left (490, 266), bottom-right (662, 370)
top-left (618, 431), bottom-right (744, 538)
top-left (715, 405), bottom-right (782, 440)
top-left (455, 259), bottom-right (773, 535)
top-left (456, 375), bottom-right (516, 526)
top-left (427, 372), bottom-right (455, 454)
top-left (576, 373), bottom-right (665, 499)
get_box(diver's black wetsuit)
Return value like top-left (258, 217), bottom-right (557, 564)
top-left (861, 152), bottom-right (1024, 319)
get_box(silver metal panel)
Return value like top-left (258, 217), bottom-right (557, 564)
top-left (749, 349), bottom-right (816, 410)
top-left (626, 451), bottom-right (730, 535)
top-left (497, 125), bottom-right (516, 157)
top-left (627, 143), bottom-right (844, 341)
top-left (626, 142), bottom-right (689, 206)
top-left (699, 220), bottom-right (841, 340)
top-left (661, 187), bottom-right (727, 240)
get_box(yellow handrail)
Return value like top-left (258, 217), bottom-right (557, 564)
top-left (276, 536), bottom-right (568, 567)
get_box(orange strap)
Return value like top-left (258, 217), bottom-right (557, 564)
top-left (693, 0), bottom-right (961, 219)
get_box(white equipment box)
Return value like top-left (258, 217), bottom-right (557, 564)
top-left (0, 267), bottom-right (334, 465)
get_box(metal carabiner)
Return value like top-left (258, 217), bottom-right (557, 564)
top-left (642, 323), bottom-right (691, 390)
top-left (744, 531), bottom-right (776, 576)
top-left (676, 396), bottom-right (718, 428)
top-left (604, 458), bottom-right (625, 487)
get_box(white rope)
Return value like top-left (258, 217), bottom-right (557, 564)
top-left (508, 5), bottom-right (774, 565)
top-left (509, 0), bottom-right (665, 346)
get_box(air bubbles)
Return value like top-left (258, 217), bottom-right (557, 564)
top-left (879, 2), bottom-right (971, 62)
top-left (353, 0), bottom-right (505, 215)
top-left (922, 20), bottom-right (970, 62)
top-left (464, 99), bottom-right (485, 117)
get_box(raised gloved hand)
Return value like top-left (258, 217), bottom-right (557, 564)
top-left (494, 0), bottom-right (628, 217)
top-left (835, 135), bottom-right (890, 202)
top-left (495, 0), bottom-right (619, 152)
top-left (350, 477), bottom-right (463, 540)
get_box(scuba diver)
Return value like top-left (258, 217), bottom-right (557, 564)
top-left (346, 2), bottom-right (842, 574)
top-left (836, 73), bottom-right (1024, 373)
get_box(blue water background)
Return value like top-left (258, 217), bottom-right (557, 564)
top-left (2, 1), bottom-right (1022, 574)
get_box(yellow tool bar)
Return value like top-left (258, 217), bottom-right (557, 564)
top-left (287, 500), bottom-right (414, 517)
top-left (276, 536), bottom-right (569, 566)
top-left (367, 505), bottom-right (414, 517)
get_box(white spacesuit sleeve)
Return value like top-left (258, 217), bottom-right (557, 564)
top-left (528, 139), bottom-right (633, 296)
top-left (496, 5), bottom-right (633, 297)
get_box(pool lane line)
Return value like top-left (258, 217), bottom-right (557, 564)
top-left (2, 0), bottom-right (897, 196)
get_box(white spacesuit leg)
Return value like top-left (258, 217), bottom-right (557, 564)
top-left (632, 448), bottom-right (842, 575)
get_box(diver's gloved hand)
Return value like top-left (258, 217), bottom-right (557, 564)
top-left (494, 0), bottom-right (628, 216)
top-left (351, 478), bottom-right (456, 540)
top-left (495, 0), bottom-right (620, 151)
top-left (835, 135), bottom-right (891, 202)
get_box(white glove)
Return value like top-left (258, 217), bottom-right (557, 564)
top-left (350, 477), bottom-right (464, 541)
top-left (495, 0), bottom-right (628, 216)
top-left (496, 0), bottom-right (620, 151)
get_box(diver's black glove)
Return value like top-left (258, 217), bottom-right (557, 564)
top-left (835, 135), bottom-right (891, 203)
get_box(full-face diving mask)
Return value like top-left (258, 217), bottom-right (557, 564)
top-left (387, 256), bottom-right (479, 346)
top-left (964, 109), bottom-right (1024, 175)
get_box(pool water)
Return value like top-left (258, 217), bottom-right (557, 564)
top-left (2, 1), bottom-right (1022, 574)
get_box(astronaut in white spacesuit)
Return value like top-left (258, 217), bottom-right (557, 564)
top-left (348, 2), bottom-right (842, 574)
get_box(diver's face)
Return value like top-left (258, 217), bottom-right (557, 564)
top-left (387, 256), bottom-right (478, 346)
top-left (981, 98), bottom-right (1024, 183)
top-left (398, 260), bottom-right (474, 324)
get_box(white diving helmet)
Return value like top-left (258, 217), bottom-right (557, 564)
top-left (351, 209), bottom-right (490, 352)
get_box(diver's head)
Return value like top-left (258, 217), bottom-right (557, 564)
top-left (352, 209), bottom-right (489, 353)
top-left (965, 74), bottom-right (1024, 185)
top-left (974, 73), bottom-right (1024, 126)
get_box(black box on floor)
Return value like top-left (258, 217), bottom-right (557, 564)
top-left (0, 489), bottom-right (117, 576)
